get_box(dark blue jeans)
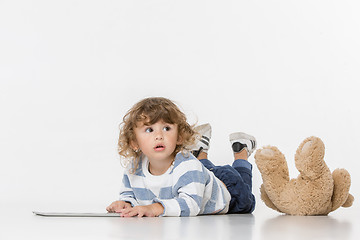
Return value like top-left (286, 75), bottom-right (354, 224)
top-left (200, 158), bottom-right (256, 214)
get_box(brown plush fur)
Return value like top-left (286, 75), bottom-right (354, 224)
top-left (255, 136), bottom-right (354, 215)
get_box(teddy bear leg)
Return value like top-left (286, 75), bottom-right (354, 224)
top-left (255, 146), bottom-right (290, 204)
top-left (331, 168), bottom-right (353, 211)
top-left (294, 136), bottom-right (330, 180)
top-left (260, 184), bottom-right (282, 213)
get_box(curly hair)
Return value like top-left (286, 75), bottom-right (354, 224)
top-left (118, 97), bottom-right (197, 172)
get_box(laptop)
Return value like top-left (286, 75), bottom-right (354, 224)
top-left (33, 211), bottom-right (121, 217)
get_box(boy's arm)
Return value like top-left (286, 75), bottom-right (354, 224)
top-left (154, 163), bottom-right (208, 217)
top-left (118, 173), bottom-right (139, 207)
top-left (120, 172), bottom-right (206, 217)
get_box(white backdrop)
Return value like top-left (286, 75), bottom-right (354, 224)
top-left (1, 0), bottom-right (359, 214)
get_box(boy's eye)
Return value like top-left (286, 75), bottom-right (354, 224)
top-left (145, 128), bottom-right (153, 133)
top-left (163, 126), bottom-right (171, 131)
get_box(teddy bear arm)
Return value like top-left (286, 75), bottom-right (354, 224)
top-left (331, 168), bottom-right (352, 212)
top-left (260, 184), bottom-right (282, 213)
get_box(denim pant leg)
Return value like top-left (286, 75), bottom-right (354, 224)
top-left (231, 159), bottom-right (256, 213)
top-left (199, 158), bottom-right (216, 171)
top-left (232, 159), bottom-right (253, 191)
top-left (199, 158), bottom-right (255, 214)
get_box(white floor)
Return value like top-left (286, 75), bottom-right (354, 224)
top-left (1, 202), bottom-right (358, 240)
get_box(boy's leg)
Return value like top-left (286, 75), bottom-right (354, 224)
top-left (232, 148), bottom-right (253, 189)
top-left (212, 163), bottom-right (255, 214)
top-left (197, 152), bottom-right (208, 161)
top-left (189, 123), bottom-right (216, 170)
top-left (197, 152), bottom-right (217, 170)
top-left (189, 123), bottom-right (211, 158)
top-left (190, 125), bottom-right (256, 213)
top-left (230, 132), bottom-right (257, 190)
top-left (234, 149), bottom-right (248, 161)
top-left (226, 132), bottom-right (257, 213)
top-left (197, 153), bottom-right (255, 213)
top-left (232, 158), bottom-right (253, 191)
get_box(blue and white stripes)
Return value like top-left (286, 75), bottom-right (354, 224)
top-left (119, 152), bottom-right (231, 216)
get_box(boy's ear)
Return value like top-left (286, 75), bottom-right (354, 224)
top-left (130, 140), bottom-right (139, 151)
top-left (177, 135), bottom-right (183, 145)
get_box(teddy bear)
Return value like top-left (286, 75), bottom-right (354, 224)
top-left (254, 136), bottom-right (354, 215)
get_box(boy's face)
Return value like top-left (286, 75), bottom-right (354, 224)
top-left (131, 120), bottom-right (181, 164)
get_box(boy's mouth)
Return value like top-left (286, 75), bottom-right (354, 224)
top-left (154, 144), bottom-right (165, 151)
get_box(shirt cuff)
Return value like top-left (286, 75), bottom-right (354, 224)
top-left (153, 198), bottom-right (181, 217)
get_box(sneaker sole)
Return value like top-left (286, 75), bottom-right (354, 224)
top-left (229, 132), bottom-right (256, 143)
top-left (188, 123), bottom-right (212, 154)
top-left (194, 123), bottom-right (212, 139)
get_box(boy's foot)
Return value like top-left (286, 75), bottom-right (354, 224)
top-left (229, 132), bottom-right (257, 157)
top-left (189, 123), bottom-right (211, 158)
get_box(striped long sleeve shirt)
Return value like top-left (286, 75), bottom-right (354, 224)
top-left (119, 152), bottom-right (231, 216)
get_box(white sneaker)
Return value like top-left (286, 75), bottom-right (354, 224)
top-left (229, 132), bottom-right (257, 157)
top-left (189, 123), bottom-right (211, 157)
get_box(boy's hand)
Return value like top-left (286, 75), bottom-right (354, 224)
top-left (119, 203), bottom-right (164, 217)
top-left (106, 201), bottom-right (132, 213)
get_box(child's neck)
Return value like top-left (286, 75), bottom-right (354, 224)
top-left (148, 158), bottom-right (174, 176)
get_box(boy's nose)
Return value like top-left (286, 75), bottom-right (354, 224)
top-left (155, 131), bottom-right (163, 140)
